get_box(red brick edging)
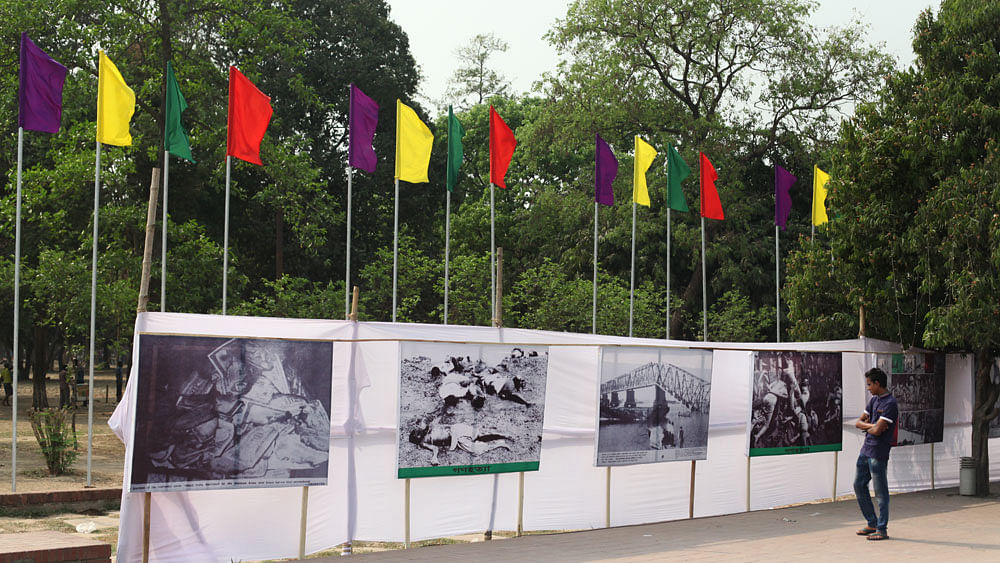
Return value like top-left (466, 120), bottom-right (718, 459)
top-left (0, 487), bottom-right (121, 507)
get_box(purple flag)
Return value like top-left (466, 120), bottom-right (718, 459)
top-left (348, 83), bottom-right (379, 173)
top-left (19, 33), bottom-right (68, 134)
top-left (774, 164), bottom-right (796, 230)
top-left (595, 134), bottom-right (617, 206)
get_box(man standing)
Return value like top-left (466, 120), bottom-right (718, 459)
top-left (1, 360), bottom-right (12, 406)
top-left (854, 367), bottom-right (898, 541)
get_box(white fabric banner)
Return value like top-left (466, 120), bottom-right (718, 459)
top-left (109, 314), bottom-right (983, 562)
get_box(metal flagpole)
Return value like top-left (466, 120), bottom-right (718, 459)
top-left (222, 156), bottom-right (231, 315)
top-left (775, 225), bottom-right (780, 342)
top-left (345, 166), bottom-right (353, 317)
top-left (701, 216), bottom-right (707, 342)
top-left (593, 202), bottom-right (598, 334)
top-left (629, 201), bottom-right (636, 337)
top-left (490, 183), bottom-right (496, 322)
top-left (87, 141), bottom-right (102, 486)
top-left (161, 151), bottom-right (168, 312)
top-left (11, 127), bottom-right (23, 491)
top-left (392, 178), bottom-right (399, 323)
top-left (666, 208), bottom-right (671, 339)
top-left (444, 189), bottom-right (451, 324)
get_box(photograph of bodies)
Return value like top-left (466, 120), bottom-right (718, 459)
top-left (596, 347), bottom-right (712, 466)
top-left (397, 342), bottom-right (549, 478)
top-left (130, 335), bottom-right (333, 493)
top-left (749, 351), bottom-right (842, 456)
top-left (889, 353), bottom-right (946, 445)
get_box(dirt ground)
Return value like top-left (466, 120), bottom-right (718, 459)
top-left (0, 369), bottom-right (126, 493)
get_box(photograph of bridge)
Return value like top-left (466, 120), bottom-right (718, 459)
top-left (749, 351), bottom-right (842, 456)
top-left (595, 347), bottom-right (713, 466)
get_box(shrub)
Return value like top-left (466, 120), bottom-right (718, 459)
top-left (28, 408), bottom-right (79, 476)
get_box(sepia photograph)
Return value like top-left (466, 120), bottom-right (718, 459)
top-left (397, 342), bottom-right (548, 478)
top-left (749, 351), bottom-right (842, 456)
top-left (595, 347), bottom-right (712, 466)
top-left (889, 353), bottom-right (945, 445)
top-left (130, 335), bottom-right (333, 492)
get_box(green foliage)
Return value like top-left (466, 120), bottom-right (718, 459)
top-left (784, 0), bottom-right (1000, 494)
top-left (707, 290), bottom-right (772, 342)
top-left (233, 275), bottom-right (343, 319)
top-left (28, 408), bottom-right (79, 476)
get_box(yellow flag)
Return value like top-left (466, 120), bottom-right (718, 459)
top-left (96, 51), bottom-right (135, 146)
top-left (395, 99), bottom-right (433, 183)
top-left (812, 165), bottom-right (830, 226)
top-left (633, 136), bottom-right (657, 207)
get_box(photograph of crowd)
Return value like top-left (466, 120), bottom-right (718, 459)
top-left (130, 335), bottom-right (333, 493)
top-left (749, 351), bottom-right (842, 455)
top-left (595, 347), bottom-right (712, 466)
top-left (397, 342), bottom-right (548, 478)
top-left (887, 353), bottom-right (946, 445)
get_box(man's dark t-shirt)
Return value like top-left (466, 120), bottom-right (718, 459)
top-left (861, 392), bottom-right (898, 462)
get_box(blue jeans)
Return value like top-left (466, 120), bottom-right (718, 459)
top-left (854, 454), bottom-right (890, 531)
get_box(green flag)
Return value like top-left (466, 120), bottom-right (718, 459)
top-left (666, 143), bottom-right (690, 212)
top-left (165, 61), bottom-right (194, 162)
top-left (446, 106), bottom-right (464, 192)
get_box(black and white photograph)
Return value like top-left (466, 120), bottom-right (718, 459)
top-left (595, 347), bottom-right (712, 466)
top-left (129, 335), bottom-right (333, 493)
top-left (889, 353), bottom-right (945, 445)
top-left (397, 342), bottom-right (548, 478)
top-left (749, 351), bottom-right (842, 456)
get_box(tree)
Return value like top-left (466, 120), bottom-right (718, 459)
top-left (0, 0), bottom-right (423, 405)
top-left (785, 0), bottom-right (1000, 495)
top-left (446, 33), bottom-right (511, 109)
top-left (532, 0), bottom-right (893, 340)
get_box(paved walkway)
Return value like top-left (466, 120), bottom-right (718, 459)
top-left (311, 486), bottom-right (1000, 562)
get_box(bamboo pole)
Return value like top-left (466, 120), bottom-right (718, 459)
top-left (832, 451), bottom-right (839, 502)
top-left (349, 286), bottom-right (359, 322)
top-left (138, 168), bottom-right (161, 563)
top-left (930, 443), bottom-right (935, 490)
top-left (605, 466), bottom-right (611, 528)
top-left (137, 169), bottom-right (161, 313)
top-left (689, 460), bottom-right (696, 518)
top-left (298, 486), bottom-right (310, 559)
top-left (404, 478), bottom-right (411, 548)
top-left (746, 456), bottom-right (751, 512)
top-left (142, 492), bottom-right (151, 563)
top-left (517, 471), bottom-right (525, 537)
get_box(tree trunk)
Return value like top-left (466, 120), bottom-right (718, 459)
top-left (670, 261), bottom-right (702, 338)
top-left (972, 348), bottom-right (999, 496)
top-left (31, 325), bottom-right (49, 409)
top-left (275, 206), bottom-right (284, 279)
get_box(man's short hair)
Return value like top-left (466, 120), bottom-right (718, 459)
top-left (865, 367), bottom-right (888, 388)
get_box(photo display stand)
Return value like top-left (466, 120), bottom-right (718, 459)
top-left (133, 332), bottom-right (335, 560)
top-left (595, 346), bottom-right (713, 525)
top-left (746, 351), bottom-right (844, 511)
top-left (399, 249), bottom-right (544, 546)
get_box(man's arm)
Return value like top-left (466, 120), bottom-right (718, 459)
top-left (854, 411), bottom-right (870, 429)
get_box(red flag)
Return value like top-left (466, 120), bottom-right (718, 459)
top-left (699, 152), bottom-right (724, 220)
top-left (227, 66), bottom-right (273, 166)
top-left (489, 105), bottom-right (516, 188)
